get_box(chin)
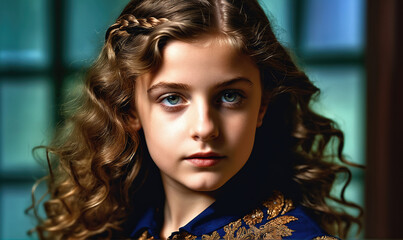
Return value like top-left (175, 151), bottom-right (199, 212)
top-left (185, 177), bottom-right (229, 192)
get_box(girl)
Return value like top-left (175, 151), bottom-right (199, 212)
top-left (30, 0), bottom-right (363, 239)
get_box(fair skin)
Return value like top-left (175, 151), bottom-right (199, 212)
top-left (132, 35), bottom-right (267, 239)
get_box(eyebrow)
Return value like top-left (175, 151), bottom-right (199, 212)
top-left (216, 77), bottom-right (254, 88)
top-left (147, 77), bottom-right (253, 94)
top-left (147, 82), bottom-right (190, 94)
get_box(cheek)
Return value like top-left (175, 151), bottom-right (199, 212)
top-left (142, 114), bottom-right (184, 158)
top-left (228, 94), bottom-right (262, 151)
top-left (142, 126), bottom-right (172, 171)
top-left (224, 110), bottom-right (258, 151)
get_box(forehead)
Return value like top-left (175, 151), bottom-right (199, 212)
top-left (137, 35), bottom-right (260, 89)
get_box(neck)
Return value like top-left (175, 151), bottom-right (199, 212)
top-left (159, 176), bottom-right (216, 239)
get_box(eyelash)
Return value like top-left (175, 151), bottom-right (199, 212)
top-left (218, 90), bottom-right (245, 108)
top-left (157, 90), bottom-right (246, 111)
top-left (158, 93), bottom-right (187, 112)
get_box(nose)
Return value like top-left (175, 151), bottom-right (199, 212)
top-left (190, 100), bottom-right (219, 142)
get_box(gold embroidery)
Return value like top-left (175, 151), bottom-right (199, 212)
top-left (200, 191), bottom-right (298, 240)
top-left (137, 230), bottom-right (196, 240)
top-left (312, 236), bottom-right (338, 240)
top-left (233, 226), bottom-right (249, 239)
top-left (219, 215), bottom-right (298, 240)
top-left (281, 198), bottom-right (294, 215)
top-left (243, 208), bottom-right (264, 226)
top-left (260, 215), bottom-right (298, 239)
top-left (170, 232), bottom-right (196, 240)
top-left (223, 219), bottom-right (242, 239)
top-left (263, 190), bottom-right (285, 220)
top-left (185, 235), bottom-right (197, 240)
top-left (138, 230), bottom-right (155, 240)
top-left (137, 191), bottom-right (299, 240)
top-left (202, 231), bottom-right (220, 240)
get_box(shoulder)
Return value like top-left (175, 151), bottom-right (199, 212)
top-left (201, 190), bottom-right (339, 240)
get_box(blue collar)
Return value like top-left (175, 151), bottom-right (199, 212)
top-left (130, 181), bottom-right (269, 238)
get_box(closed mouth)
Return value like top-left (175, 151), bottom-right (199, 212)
top-left (185, 152), bottom-right (225, 159)
top-left (184, 152), bottom-right (225, 167)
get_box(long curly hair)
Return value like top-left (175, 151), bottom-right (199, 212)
top-left (28, 0), bottom-right (363, 239)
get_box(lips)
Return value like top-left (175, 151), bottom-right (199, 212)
top-left (184, 152), bottom-right (225, 167)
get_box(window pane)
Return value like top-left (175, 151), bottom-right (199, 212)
top-left (307, 66), bottom-right (365, 238)
top-left (0, 0), bottom-right (50, 68)
top-left (62, 73), bottom-right (85, 108)
top-left (0, 78), bottom-right (53, 173)
top-left (0, 181), bottom-right (46, 239)
top-left (307, 66), bottom-right (366, 166)
top-left (301, 0), bottom-right (365, 54)
top-left (65, 0), bottom-right (129, 67)
top-left (260, 0), bottom-right (294, 47)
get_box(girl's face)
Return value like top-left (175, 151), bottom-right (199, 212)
top-left (133, 35), bottom-right (267, 193)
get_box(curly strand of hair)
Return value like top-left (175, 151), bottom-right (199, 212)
top-left (28, 54), bottom-right (142, 238)
top-left (266, 60), bottom-right (363, 238)
top-left (26, 176), bottom-right (49, 235)
top-left (292, 104), bottom-right (364, 238)
top-left (27, 147), bottom-right (56, 224)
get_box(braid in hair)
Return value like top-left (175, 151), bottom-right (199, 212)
top-left (104, 14), bottom-right (169, 59)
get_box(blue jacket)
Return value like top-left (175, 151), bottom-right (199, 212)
top-left (129, 190), bottom-right (338, 240)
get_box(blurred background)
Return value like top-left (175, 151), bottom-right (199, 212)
top-left (0, 0), bottom-right (401, 239)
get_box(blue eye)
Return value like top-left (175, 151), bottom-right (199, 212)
top-left (161, 95), bottom-right (182, 106)
top-left (221, 91), bottom-right (241, 103)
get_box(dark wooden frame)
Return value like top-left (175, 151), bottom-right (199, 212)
top-left (365, 0), bottom-right (403, 238)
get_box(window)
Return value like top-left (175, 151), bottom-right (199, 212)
top-left (261, 0), bottom-right (366, 237)
top-left (0, 0), bottom-right (128, 238)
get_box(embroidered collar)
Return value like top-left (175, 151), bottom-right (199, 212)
top-left (129, 190), bottom-right (337, 240)
top-left (130, 184), bottom-right (266, 238)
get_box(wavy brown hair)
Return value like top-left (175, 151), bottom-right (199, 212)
top-left (28, 0), bottom-right (363, 239)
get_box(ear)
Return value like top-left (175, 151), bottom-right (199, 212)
top-left (128, 110), bottom-right (142, 131)
top-left (256, 94), bottom-right (269, 128)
